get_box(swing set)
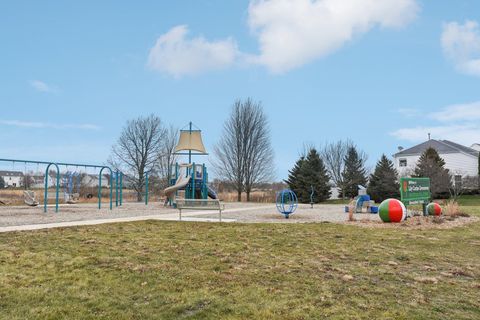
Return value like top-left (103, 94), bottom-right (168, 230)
top-left (0, 158), bottom-right (124, 213)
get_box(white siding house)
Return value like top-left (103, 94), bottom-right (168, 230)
top-left (0, 171), bottom-right (24, 187)
top-left (81, 174), bottom-right (111, 188)
top-left (393, 140), bottom-right (479, 179)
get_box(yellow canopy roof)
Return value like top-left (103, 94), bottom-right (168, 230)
top-left (174, 130), bottom-right (207, 154)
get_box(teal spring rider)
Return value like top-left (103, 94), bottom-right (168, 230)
top-left (276, 189), bottom-right (298, 219)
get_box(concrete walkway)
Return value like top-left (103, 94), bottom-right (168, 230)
top-left (0, 205), bottom-right (272, 233)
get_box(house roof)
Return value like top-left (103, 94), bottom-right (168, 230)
top-left (0, 170), bottom-right (24, 177)
top-left (394, 139), bottom-right (479, 158)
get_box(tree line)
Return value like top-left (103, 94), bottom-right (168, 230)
top-left (286, 144), bottom-right (456, 203)
top-left (109, 98), bottom-right (464, 203)
top-left (285, 142), bottom-right (372, 203)
top-left (109, 98), bottom-right (274, 202)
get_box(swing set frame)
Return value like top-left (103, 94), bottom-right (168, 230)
top-left (0, 158), bottom-right (123, 213)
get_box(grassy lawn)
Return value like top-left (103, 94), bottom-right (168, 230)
top-left (457, 194), bottom-right (480, 206)
top-left (0, 209), bottom-right (479, 319)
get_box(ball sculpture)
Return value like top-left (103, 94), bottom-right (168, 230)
top-left (427, 202), bottom-right (442, 216)
top-left (276, 189), bottom-right (298, 219)
top-left (378, 198), bottom-right (407, 223)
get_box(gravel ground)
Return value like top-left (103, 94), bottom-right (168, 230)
top-left (190, 203), bottom-right (379, 223)
top-left (0, 202), bottom-right (370, 227)
top-left (1, 201), bottom-right (474, 229)
top-left (0, 202), bottom-right (176, 227)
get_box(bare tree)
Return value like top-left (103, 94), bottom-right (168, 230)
top-left (21, 173), bottom-right (34, 190)
top-left (109, 114), bottom-right (166, 201)
top-left (156, 124), bottom-right (179, 190)
top-left (242, 100), bottom-right (275, 201)
top-left (213, 98), bottom-right (274, 201)
top-left (321, 140), bottom-right (353, 199)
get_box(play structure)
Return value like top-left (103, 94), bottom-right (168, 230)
top-left (0, 158), bottom-right (122, 213)
top-left (379, 198), bottom-right (407, 223)
top-left (344, 185), bottom-right (378, 214)
top-left (163, 122), bottom-right (220, 210)
top-left (276, 189), bottom-right (298, 219)
top-left (355, 186), bottom-right (378, 213)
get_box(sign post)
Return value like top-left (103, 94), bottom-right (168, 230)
top-left (400, 177), bottom-right (431, 216)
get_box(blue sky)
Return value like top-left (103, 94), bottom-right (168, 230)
top-left (1, 0), bottom-right (479, 179)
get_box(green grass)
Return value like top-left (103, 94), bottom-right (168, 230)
top-left (457, 194), bottom-right (480, 206)
top-left (1, 210), bottom-right (479, 319)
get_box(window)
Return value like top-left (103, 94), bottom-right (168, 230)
top-left (399, 159), bottom-right (407, 167)
top-left (454, 175), bottom-right (462, 188)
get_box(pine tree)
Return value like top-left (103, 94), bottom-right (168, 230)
top-left (368, 154), bottom-right (399, 202)
top-left (414, 147), bottom-right (452, 198)
top-left (301, 149), bottom-right (331, 202)
top-left (285, 148), bottom-right (331, 203)
top-left (285, 156), bottom-right (307, 200)
top-left (341, 146), bottom-right (367, 198)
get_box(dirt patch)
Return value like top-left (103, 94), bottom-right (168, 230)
top-left (344, 215), bottom-right (479, 230)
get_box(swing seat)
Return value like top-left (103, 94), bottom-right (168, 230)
top-left (64, 193), bottom-right (78, 204)
top-left (24, 191), bottom-right (39, 207)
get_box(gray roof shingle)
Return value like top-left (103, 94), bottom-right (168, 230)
top-left (394, 139), bottom-right (479, 157)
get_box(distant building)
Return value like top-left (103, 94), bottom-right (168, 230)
top-left (471, 143), bottom-right (480, 152)
top-left (0, 170), bottom-right (24, 187)
top-left (29, 173), bottom-right (57, 188)
top-left (81, 174), bottom-right (111, 188)
top-left (393, 140), bottom-right (480, 181)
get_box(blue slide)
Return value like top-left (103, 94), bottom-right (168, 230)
top-left (207, 186), bottom-right (218, 199)
top-left (356, 195), bottom-right (371, 213)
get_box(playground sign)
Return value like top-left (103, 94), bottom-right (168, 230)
top-left (400, 177), bottom-right (431, 205)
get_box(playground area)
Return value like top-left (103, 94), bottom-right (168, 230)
top-left (0, 201), bottom-right (476, 231)
top-left (0, 122), bottom-right (476, 232)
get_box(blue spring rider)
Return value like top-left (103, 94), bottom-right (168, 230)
top-left (276, 189), bottom-right (298, 219)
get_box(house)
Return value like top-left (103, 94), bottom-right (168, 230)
top-left (0, 170), bottom-right (24, 187)
top-left (393, 140), bottom-right (479, 181)
top-left (81, 174), bottom-right (111, 188)
top-left (471, 143), bottom-right (480, 152)
top-left (30, 173), bottom-right (57, 189)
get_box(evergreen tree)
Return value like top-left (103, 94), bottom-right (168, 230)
top-left (414, 147), bottom-right (452, 198)
top-left (0, 176), bottom-right (4, 189)
top-left (341, 146), bottom-right (368, 198)
top-left (301, 149), bottom-right (331, 202)
top-left (285, 148), bottom-right (331, 203)
top-left (368, 154), bottom-right (400, 202)
top-left (285, 156), bottom-right (306, 200)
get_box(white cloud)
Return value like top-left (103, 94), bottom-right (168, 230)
top-left (430, 101), bottom-right (480, 122)
top-left (29, 80), bottom-right (58, 93)
top-left (391, 124), bottom-right (480, 146)
top-left (397, 108), bottom-right (420, 118)
top-left (247, 0), bottom-right (419, 73)
top-left (391, 101), bottom-right (480, 145)
top-left (0, 120), bottom-right (100, 130)
top-left (147, 25), bottom-right (239, 78)
top-left (441, 20), bottom-right (480, 76)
